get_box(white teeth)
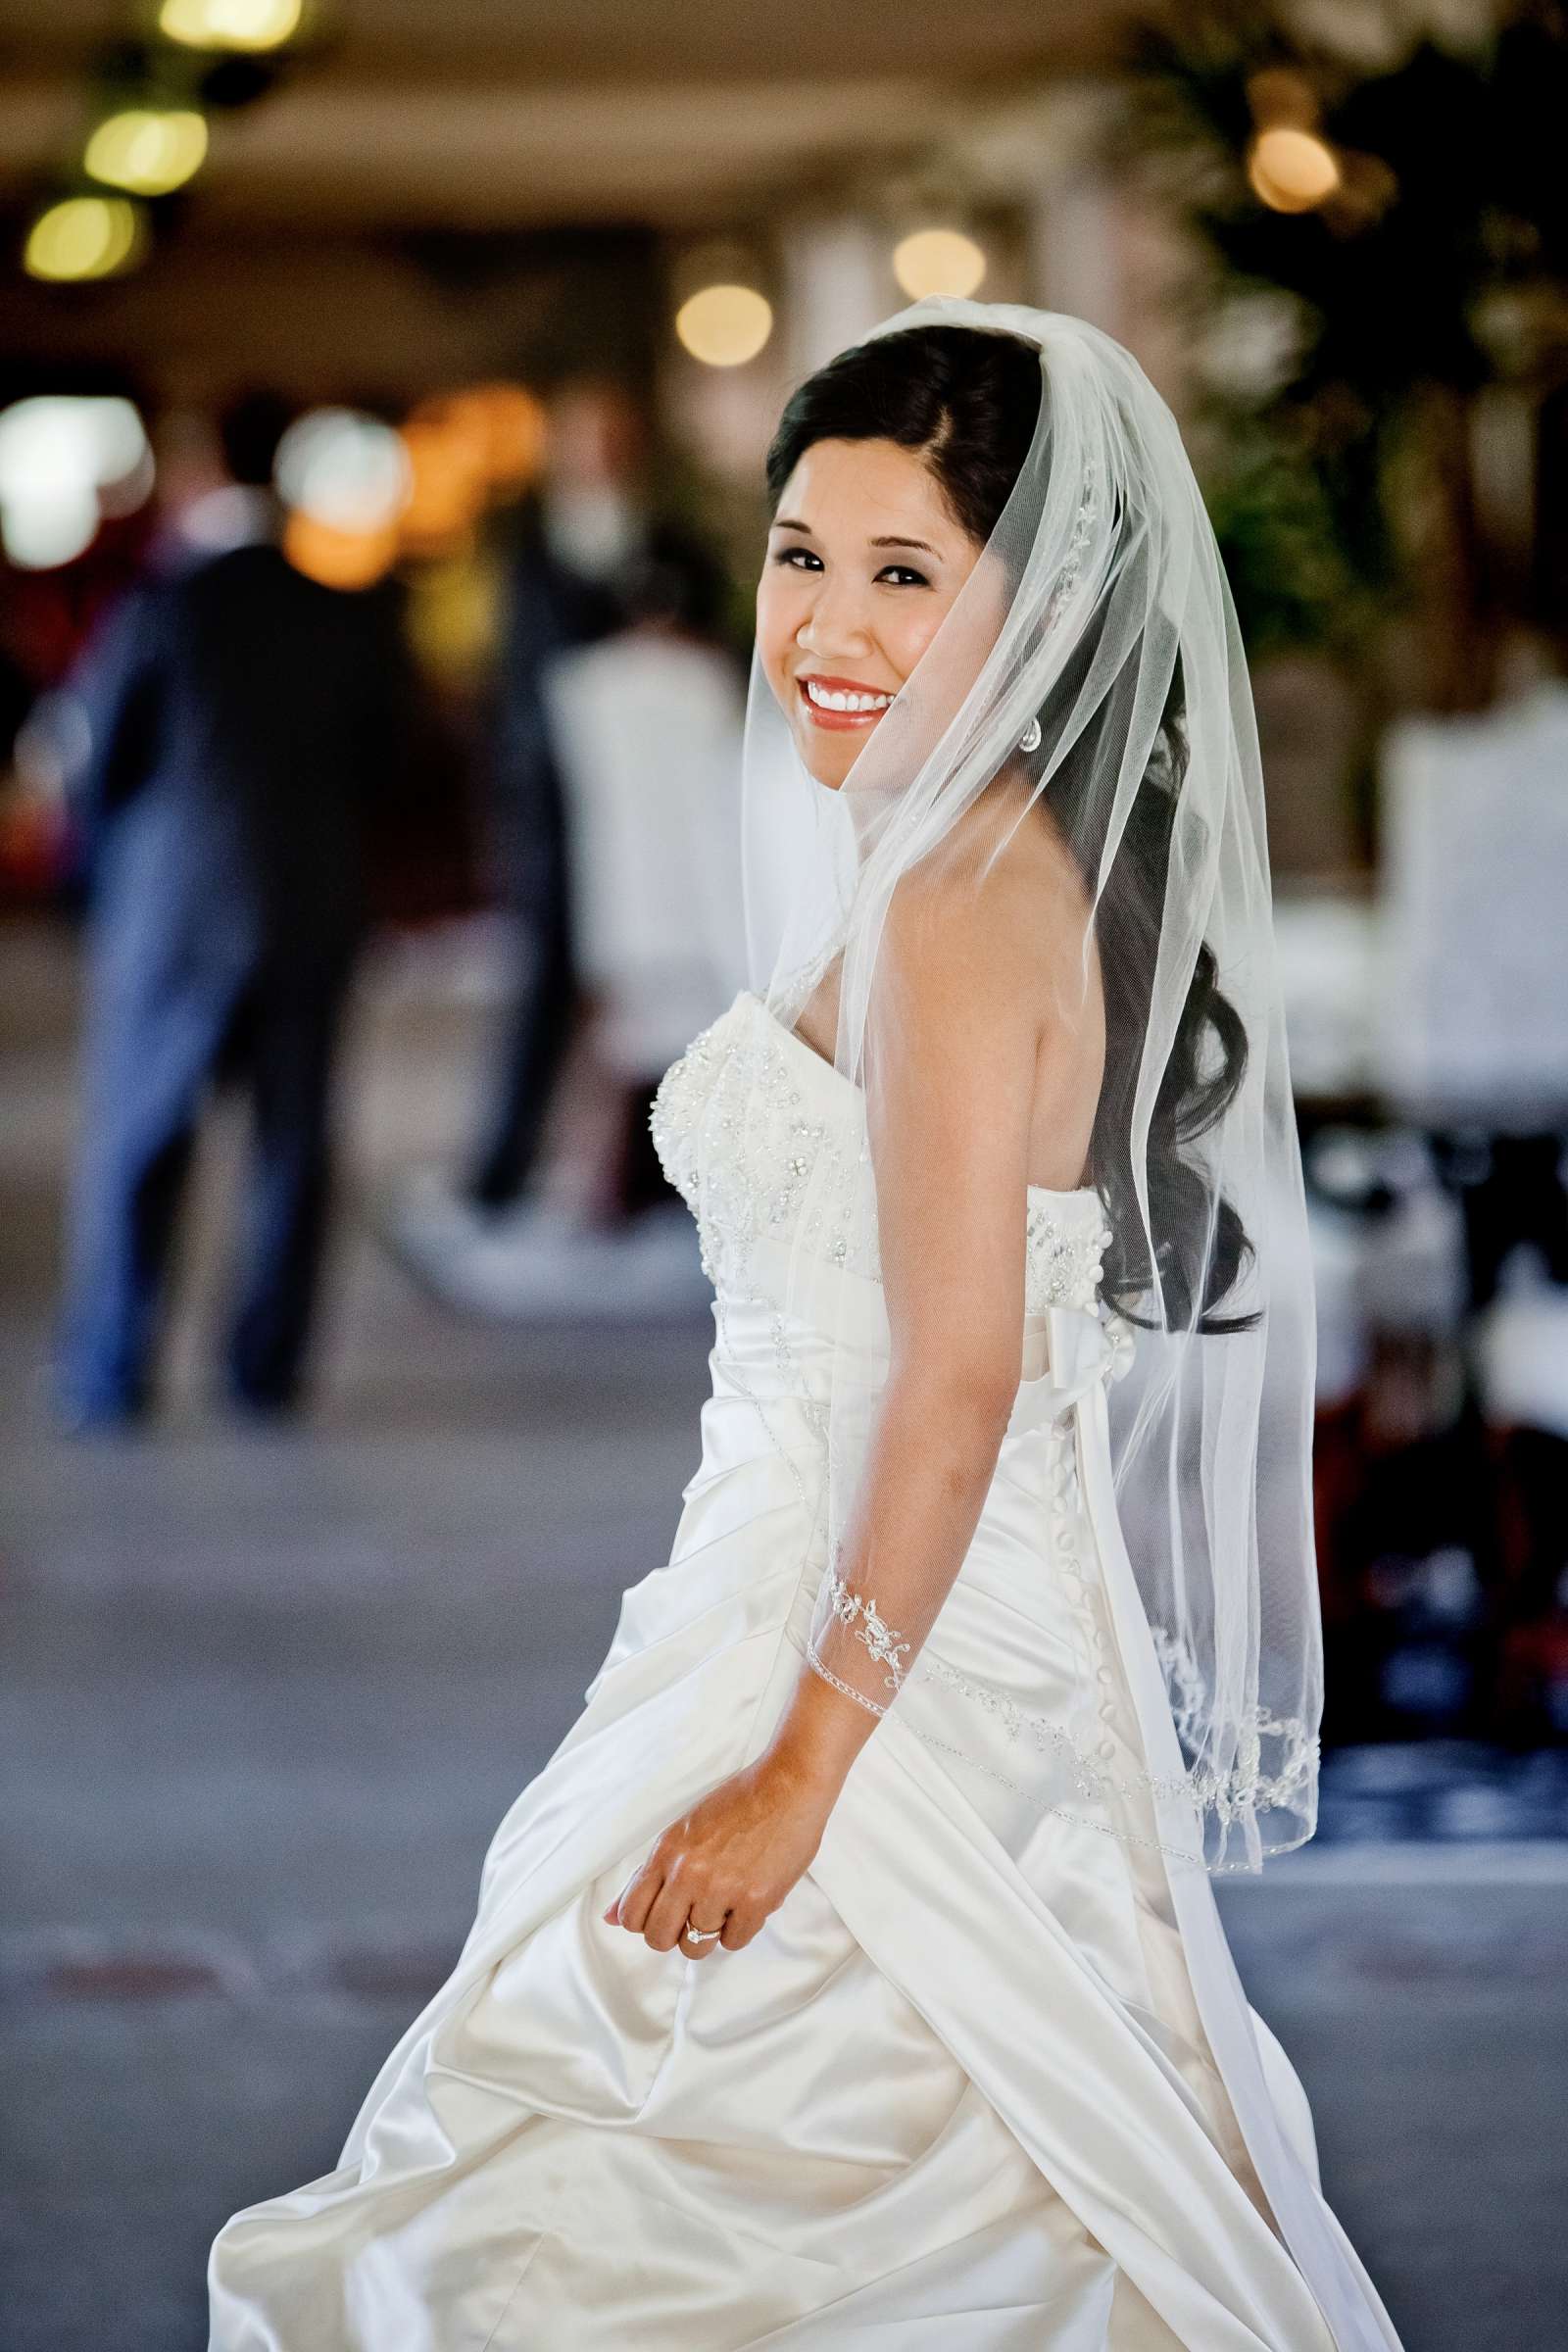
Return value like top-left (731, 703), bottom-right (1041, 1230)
top-left (805, 680), bottom-right (892, 712)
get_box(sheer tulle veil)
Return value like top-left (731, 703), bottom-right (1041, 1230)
top-left (730, 292), bottom-right (1321, 1874)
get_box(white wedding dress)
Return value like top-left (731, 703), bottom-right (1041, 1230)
top-left (209, 987), bottom-right (1404, 2352)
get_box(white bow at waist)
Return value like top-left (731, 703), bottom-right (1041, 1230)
top-left (1005, 1306), bottom-right (1135, 1436)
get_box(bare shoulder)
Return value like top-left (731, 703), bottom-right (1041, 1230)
top-left (880, 789), bottom-right (1092, 1037)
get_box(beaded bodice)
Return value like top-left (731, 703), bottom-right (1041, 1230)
top-left (649, 989), bottom-right (1112, 1315)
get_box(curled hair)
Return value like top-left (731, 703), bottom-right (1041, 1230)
top-left (765, 322), bottom-right (1253, 1332)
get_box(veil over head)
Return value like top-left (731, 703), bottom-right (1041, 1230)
top-left (727, 293), bottom-right (1321, 1875)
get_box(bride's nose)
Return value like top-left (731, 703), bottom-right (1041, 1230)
top-left (796, 579), bottom-right (873, 662)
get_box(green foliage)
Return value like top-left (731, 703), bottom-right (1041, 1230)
top-left (1200, 421), bottom-right (1387, 659)
top-left (1128, 2), bottom-right (1568, 656)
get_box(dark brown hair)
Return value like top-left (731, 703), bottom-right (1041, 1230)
top-left (766, 322), bottom-right (1253, 1331)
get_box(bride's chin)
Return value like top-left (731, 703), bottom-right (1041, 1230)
top-left (789, 729), bottom-right (864, 795)
top-left (794, 735), bottom-right (851, 792)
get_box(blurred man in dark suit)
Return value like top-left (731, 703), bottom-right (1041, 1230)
top-left (55, 395), bottom-right (426, 1429)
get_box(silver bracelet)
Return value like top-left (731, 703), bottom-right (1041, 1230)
top-left (805, 1642), bottom-right (888, 1717)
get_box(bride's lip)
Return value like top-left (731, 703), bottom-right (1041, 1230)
top-left (796, 675), bottom-right (896, 732)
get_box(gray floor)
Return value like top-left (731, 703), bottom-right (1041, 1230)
top-left (3, 918), bottom-right (1563, 2352)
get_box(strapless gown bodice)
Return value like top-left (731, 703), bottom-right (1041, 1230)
top-left (648, 984), bottom-right (1114, 1318)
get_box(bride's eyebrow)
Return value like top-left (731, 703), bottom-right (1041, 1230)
top-left (770, 515), bottom-right (939, 557)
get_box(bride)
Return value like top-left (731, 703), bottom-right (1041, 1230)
top-left (208, 295), bottom-right (1406, 2351)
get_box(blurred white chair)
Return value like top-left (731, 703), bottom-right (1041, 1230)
top-left (1376, 682), bottom-right (1568, 1125)
top-left (1475, 1246), bottom-right (1568, 1440)
top-left (543, 625), bottom-right (747, 1076)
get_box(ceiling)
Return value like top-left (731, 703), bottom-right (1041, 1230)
top-left (0, 0), bottom-right (1129, 232)
top-left (0, 4), bottom-right (1138, 395)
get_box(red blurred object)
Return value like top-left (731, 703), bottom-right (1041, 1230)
top-left (0, 789), bottom-right (70, 906)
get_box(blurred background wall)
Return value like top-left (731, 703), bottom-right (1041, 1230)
top-left (2, 5), bottom-right (1567, 2348)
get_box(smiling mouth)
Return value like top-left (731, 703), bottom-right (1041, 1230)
top-left (797, 676), bottom-right (895, 731)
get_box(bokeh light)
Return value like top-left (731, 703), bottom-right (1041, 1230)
top-left (1249, 126), bottom-right (1342, 214)
top-left (0, 396), bottom-right (152, 569)
top-left (441, 382), bottom-right (546, 492)
top-left (405, 382), bottom-right (544, 513)
top-left (892, 226), bottom-right (987, 300)
top-left (395, 419), bottom-right (487, 558)
top-left (673, 285), bottom-right (773, 368)
top-left (24, 195), bottom-right (147, 283)
top-left (273, 409), bottom-right (413, 535)
top-left (85, 108), bottom-right (209, 198)
top-left (281, 513), bottom-right (400, 590)
top-left (158, 0), bottom-right (304, 51)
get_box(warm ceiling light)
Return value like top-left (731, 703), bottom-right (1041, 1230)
top-left (159, 0), bottom-right (303, 52)
top-left (674, 285), bottom-right (772, 368)
top-left (892, 227), bottom-right (987, 301)
top-left (24, 196), bottom-right (146, 283)
top-left (85, 108), bottom-right (208, 196)
top-left (1249, 126), bottom-right (1342, 214)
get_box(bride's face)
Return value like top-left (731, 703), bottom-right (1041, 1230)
top-left (758, 437), bottom-right (986, 791)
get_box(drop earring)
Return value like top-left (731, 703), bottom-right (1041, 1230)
top-left (1018, 715), bottom-right (1042, 754)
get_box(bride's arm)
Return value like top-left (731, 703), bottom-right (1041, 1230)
top-left (762, 856), bottom-right (1088, 1795)
top-left (606, 850), bottom-right (1097, 1957)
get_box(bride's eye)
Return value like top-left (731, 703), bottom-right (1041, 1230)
top-left (769, 549), bottom-right (928, 588)
top-left (877, 564), bottom-right (929, 588)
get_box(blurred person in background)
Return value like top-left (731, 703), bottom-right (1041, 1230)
top-left (398, 521), bottom-right (747, 1318)
top-left (390, 372), bottom-right (656, 1291)
top-left (52, 392), bottom-right (429, 1431)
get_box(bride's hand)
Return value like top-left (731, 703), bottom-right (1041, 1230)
top-left (601, 1752), bottom-right (837, 1959)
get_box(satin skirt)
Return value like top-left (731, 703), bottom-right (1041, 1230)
top-left (207, 1296), bottom-right (1401, 2351)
